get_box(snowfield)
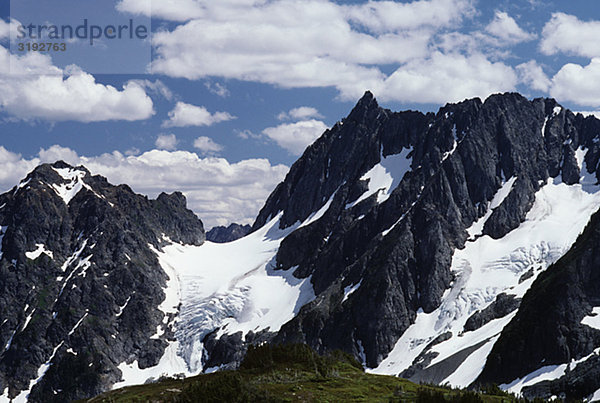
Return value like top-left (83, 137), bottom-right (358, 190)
top-left (113, 214), bottom-right (316, 387)
top-left (371, 176), bottom-right (600, 388)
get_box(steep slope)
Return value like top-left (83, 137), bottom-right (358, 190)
top-left (265, 92), bottom-right (594, 367)
top-left (0, 162), bottom-right (204, 402)
top-left (205, 91), bottom-right (600, 396)
top-left (476, 208), bottom-right (600, 401)
top-left (3, 91), bottom-right (600, 401)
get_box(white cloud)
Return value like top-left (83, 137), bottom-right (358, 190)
top-left (485, 11), bottom-right (535, 45)
top-left (278, 106), bottom-right (323, 121)
top-left (129, 79), bottom-right (174, 101)
top-left (577, 111), bottom-right (600, 119)
top-left (0, 18), bottom-right (21, 41)
top-left (205, 82), bottom-right (230, 98)
top-left (344, 0), bottom-right (474, 33)
top-left (116, 0), bottom-right (530, 104)
top-left (376, 52), bottom-right (518, 104)
top-left (0, 19), bottom-right (12, 40)
top-left (549, 58), bottom-right (600, 107)
top-left (155, 133), bottom-right (178, 150)
top-left (193, 136), bottom-right (224, 155)
top-left (0, 145), bottom-right (289, 228)
top-left (162, 101), bottom-right (235, 128)
top-left (516, 60), bottom-right (551, 92)
top-left (262, 119), bottom-right (328, 155)
top-left (117, 0), bottom-right (205, 22)
top-left (0, 46), bottom-right (154, 122)
top-left (541, 13), bottom-right (600, 58)
top-left (146, 0), bottom-right (478, 101)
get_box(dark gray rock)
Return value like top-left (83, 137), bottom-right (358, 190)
top-left (206, 223), bottom-right (251, 243)
top-left (477, 207), bottom-right (600, 389)
top-left (260, 92), bottom-right (594, 372)
top-left (463, 293), bottom-right (520, 333)
top-left (0, 162), bottom-right (204, 402)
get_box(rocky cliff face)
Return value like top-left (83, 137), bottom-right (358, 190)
top-left (245, 92), bottom-right (600, 399)
top-left (478, 208), bottom-right (600, 401)
top-left (4, 92), bottom-right (600, 401)
top-left (254, 92), bottom-right (584, 365)
top-left (0, 162), bottom-right (204, 402)
top-left (206, 224), bottom-right (251, 243)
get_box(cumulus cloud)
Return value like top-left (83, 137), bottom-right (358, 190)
top-left (142, 0), bottom-right (483, 101)
top-left (541, 13), bottom-right (600, 58)
top-left (516, 60), bottom-right (551, 92)
top-left (117, 0), bottom-right (205, 22)
top-left (0, 46), bottom-right (154, 122)
top-left (193, 136), bottom-right (224, 155)
top-left (0, 145), bottom-right (289, 228)
top-left (344, 0), bottom-right (474, 33)
top-left (262, 119), bottom-right (328, 155)
top-left (277, 106), bottom-right (323, 121)
top-left (162, 101), bottom-right (235, 128)
top-left (155, 133), bottom-right (178, 150)
top-left (549, 58), bottom-right (600, 107)
top-left (377, 52), bottom-right (518, 103)
top-left (485, 11), bottom-right (536, 45)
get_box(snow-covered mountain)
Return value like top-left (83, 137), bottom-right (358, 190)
top-left (3, 92), bottom-right (600, 401)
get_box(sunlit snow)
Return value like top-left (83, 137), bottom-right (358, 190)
top-left (113, 214), bottom-right (317, 386)
top-left (581, 307), bottom-right (600, 330)
top-left (25, 244), bottom-right (53, 260)
top-left (371, 177), bottom-right (600, 387)
top-left (346, 148), bottom-right (412, 209)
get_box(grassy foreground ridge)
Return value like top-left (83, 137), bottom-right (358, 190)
top-left (85, 344), bottom-right (530, 402)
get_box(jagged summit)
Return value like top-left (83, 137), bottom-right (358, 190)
top-left (4, 92), bottom-right (600, 401)
top-left (0, 161), bottom-right (204, 402)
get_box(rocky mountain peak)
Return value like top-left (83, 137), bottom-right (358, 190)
top-left (0, 162), bottom-right (205, 401)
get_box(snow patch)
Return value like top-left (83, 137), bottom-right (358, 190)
top-left (14, 178), bottom-right (31, 195)
top-left (113, 340), bottom-right (190, 390)
top-left (61, 240), bottom-right (88, 272)
top-left (51, 167), bottom-right (102, 205)
top-left (10, 341), bottom-right (65, 402)
top-left (541, 117), bottom-right (548, 137)
top-left (441, 336), bottom-right (499, 387)
top-left (342, 280), bottom-right (362, 303)
top-left (57, 254), bottom-right (92, 299)
top-left (68, 312), bottom-right (88, 336)
top-left (346, 148), bottom-right (412, 209)
top-left (22, 309), bottom-right (36, 331)
top-left (588, 387), bottom-right (600, 402)
top-left (116, 296), bottom-right (132, 317)
top-left (25, 244), bottom-right (53, 260)
top-left (298, 191), bottom-right (337, 228)
top-left (581, 307), bottom-right (600, 330)
top-left (467, 177), bottom-right (517, 239)
top-left (372, 179), bottom-right (600, 385)
top-left (501, 364), bottom-right (567, 395)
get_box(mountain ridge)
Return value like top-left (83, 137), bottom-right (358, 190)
top-left (3, 92), bottom-right (600, 401)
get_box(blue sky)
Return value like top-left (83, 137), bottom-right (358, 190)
top-left (1, 0), bottom-right (600, 227)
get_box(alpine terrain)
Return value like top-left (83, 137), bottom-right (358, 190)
top-left (3, 92), bottom-right (600, 401)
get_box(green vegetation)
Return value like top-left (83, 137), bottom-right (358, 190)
top-left (85, 344), bottom-right (521, 402)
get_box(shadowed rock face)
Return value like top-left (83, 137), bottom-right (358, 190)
top-left (246, 92), bottom-right (600, 383)
top-left (4, 92), bottom-right (600, 401)
top-left (477, 208), bottom-right (600, 400)
top-left (206, 223), bottom-right (251, 243)
top-left (0, 162), bottom-right (204, 402)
